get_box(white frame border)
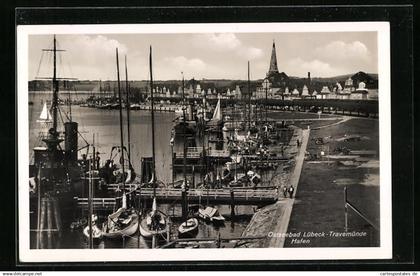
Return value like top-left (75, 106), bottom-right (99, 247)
top-left (17, 22), bottom-right (391, 262)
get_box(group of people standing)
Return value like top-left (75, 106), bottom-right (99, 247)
top-left (282, 185), bottom-right (295, 198)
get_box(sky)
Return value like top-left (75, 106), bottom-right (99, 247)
top-left (28, 32), bottom-right (378, 81)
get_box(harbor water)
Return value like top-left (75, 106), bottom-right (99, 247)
top-left (29, 92), bottom-right (254, 249)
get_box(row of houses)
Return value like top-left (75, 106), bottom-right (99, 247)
top-left (150, 80), bottom-right (375, 101)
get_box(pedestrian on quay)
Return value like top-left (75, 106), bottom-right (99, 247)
top-left (288, 185), bottom-right (295, 198)
top-left (283, 185), bottom-right (288, 198)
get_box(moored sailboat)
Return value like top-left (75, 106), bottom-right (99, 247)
top-left (139, 46), bottom-right (169, 243)
top-left (177, 77), bottom-right (199, 238)
top-left (83, 214), bottom-right (103, 240)
top-left (139, 197), bottom-right (169, 239)
top-left (102, 197), bottom-right (139, 239)
top-left (101, 48), bottom-right (139, 239)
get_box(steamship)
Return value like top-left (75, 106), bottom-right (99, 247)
top-left (29, 36), bottom-right (86, 231)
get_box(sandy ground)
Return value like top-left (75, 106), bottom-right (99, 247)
top-left (239, 116), bottom-right (380, 248)
top-left (284, 117), bottom-right (380, 247)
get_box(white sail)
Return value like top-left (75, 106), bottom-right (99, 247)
top-left (37, 102), bottom-right (53, 123)
top-left (152, 197), bottom-right (157, 212)
top-left (122, 193), bottom-right (127, 209)
top-left (211, 98), bottom-right (222, 122)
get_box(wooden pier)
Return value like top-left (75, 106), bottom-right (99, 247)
top-left (74, 187), bottom-right (278, 210)
top-left (173, 147), bottom-right (231, 159)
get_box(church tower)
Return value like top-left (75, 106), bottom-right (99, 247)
top-left (267, 41), bottom-right (279, 76)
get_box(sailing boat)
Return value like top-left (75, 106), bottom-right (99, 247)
top-left (83, 214), bottom-right (103, 240)
top-left (139, 197), bottom-right (168, 239)
top-left (211, 98), bottom-right (222, 122)
top-left (207, 97), bottom-right (224, 131)
top-left (36, 102), bottom-right (53, 123)
top-left (102, 48), bottom-right (139, 239)
top-left (177, 183), bottom-right (199, 238)
top-left (177, 73), bottom-right (199, 238)
top-left (102, 199), bottom-right (139, 239)
top-left (139, 46), bottom-right (169, 241)
top-left (82, 155), bottom-right (102, 243)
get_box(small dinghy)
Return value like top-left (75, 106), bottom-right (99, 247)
top-left (139, 198), bottom-right (169, 240)
top-left (102, 207), bottom-right (139, 239)
top-left (178, 218), bottom-right (199, 238)
top-left (198, 206), bottom-right (225, 224)
top-left (82, 214), bottom-right (103, 240)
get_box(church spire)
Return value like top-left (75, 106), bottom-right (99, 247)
top-left (268, 40), bottom-right (279, 75)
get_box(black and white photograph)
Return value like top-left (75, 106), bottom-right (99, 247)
top-left (17, 22), bottom-right (392, 262)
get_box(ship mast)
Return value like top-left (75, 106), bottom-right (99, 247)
top-left (181, 72), bottom-right (188, 222)
top-left (41, 35), bottom-right (67, 153)
top-left (125, 55), bottom-right (131, 166)
top-left (247, 61), bottom-right (251, 130)
top-left (116, 48), bottom-right (126, 195)
top-left (52, 35), bottom-right (59, 133)
top-left (182, 72), bottom-right (187, 187)
top-left (149, 46), bottom-right (157, 197)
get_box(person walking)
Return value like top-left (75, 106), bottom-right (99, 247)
top-left (288, 185), bottom-right (295, 198)
top-left (283, 185), bottom-right (288, 198)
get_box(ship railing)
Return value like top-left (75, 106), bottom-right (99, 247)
top-left (37, 131), bottom-right (66, 140)
top-left (174, 147), bottom-right (203, 158)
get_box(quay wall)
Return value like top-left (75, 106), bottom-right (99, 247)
top-left (238, 127), bottom-right (310, 248)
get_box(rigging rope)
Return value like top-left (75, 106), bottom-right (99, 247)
top-left (35, 51), bottom-right (45, 79)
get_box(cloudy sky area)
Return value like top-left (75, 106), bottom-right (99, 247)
top-left (28, 32), bottom-right (377, 81)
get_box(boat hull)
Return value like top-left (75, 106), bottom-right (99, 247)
top-left (198, 207), bottom-right (225, 225)
top-left (139, 213), bottom-right (169, 240)
top-left (178, 218), bottom-right (199, 238)
top-left (83, 225), bottom-right (103, 240)
top-left (102, 214), bottom-right (139, 239)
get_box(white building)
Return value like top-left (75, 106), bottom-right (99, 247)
top-left (320, 86), bottom-right (331, 99)
top-left (301, 85), bottom-right (309, 97)
top-left (351, 81), bottom-right (368, 100)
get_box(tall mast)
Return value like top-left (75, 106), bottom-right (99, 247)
top-left (52, 35), bottom-right (59, 134)
top-left (125, 55), bottom-right (131, 165)
top-left (149, 46), bottom-right (157, 197)
top-left (41, 35), bottom-right (67, 152)
top-left (67, 81), bottom-right (72, 122)
top-left (116, 48), bottom-right (126, 192)
top-left (182, 73), bottom-right (187, 186)
top-left (247, 61), bottom-right (251, 130)
top-left (181, 72), bottom-right (187, 221)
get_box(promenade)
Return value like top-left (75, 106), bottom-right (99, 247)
top-left (239, 127), bottom-right (310, 248)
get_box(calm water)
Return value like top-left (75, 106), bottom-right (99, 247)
top-left (29, 92), bottom-right (253, 249)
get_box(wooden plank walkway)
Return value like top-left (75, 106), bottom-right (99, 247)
top-left (269, 128), bottom-right (310, 247)
top-left (74, 187), bottom-right (279, 209)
